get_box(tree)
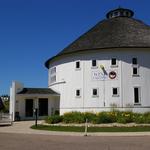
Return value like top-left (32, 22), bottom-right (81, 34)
top-left (0, 97), bottom-right (5, 111)
top-left (0, 95), bottom-right (9, 113)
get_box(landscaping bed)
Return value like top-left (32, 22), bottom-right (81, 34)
top-left (31, 111), bottom-right (150, 132)
top-left (45, 111), bottom-right (150, 124)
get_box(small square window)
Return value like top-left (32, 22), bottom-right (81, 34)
top-left (92, 60), bottom-right (97, 67)
top-left (132, 58), bottom-right (137, 65)
top-left (92, 88), bottom-right (99, 97)
top-left (133, 67), bottom-right (137, 75)
top-left (114, 12), bottom-right (118, 16)
top-left (76, 89), bottom-right (81, 97)
top-left (76, 61), bottom-right (80, 69)
top-left (112, 88), bottom-right (119, 96)
top-left (133, 67), bottom-right (139, 76)
top-left (111, 58), bottom-right (117, 66)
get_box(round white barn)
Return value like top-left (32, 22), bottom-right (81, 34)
top-left (45, 8), bottom-right (150, 114)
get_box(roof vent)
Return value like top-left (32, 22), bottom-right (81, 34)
top-left (106, 8), bottom-right (134, 19)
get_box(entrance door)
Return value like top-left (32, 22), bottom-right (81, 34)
top-left (38, 98), bottom-right (48, 116)
top-left (25, 99), bottom-right (33, 117)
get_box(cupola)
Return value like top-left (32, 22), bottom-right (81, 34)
top-left (106, 8), bottom-right (134, 19)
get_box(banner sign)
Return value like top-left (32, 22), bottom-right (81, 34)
top-left (92, 71), bottom-right (107, 80)
top-left (92, 70), bottom-right (118, 81)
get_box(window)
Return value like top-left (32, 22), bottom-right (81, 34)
top-left (92, 88), bottom-right (99, 97)
top-left (50, 76), bottom-right (56, 83)
top-left (132, 67), bottom-right (139, 76)
top-left (114, 11), bottom-right (118, 16)
top-left (76, 89), bottom-right (81, 97)
top-left (120, 11), bottom-right (124, 16)
top-left (132, 58), bottom-right (137, 65)
top-left (76, 61), bottom-right (80, 69)
top-left (133, 67), bottom-right (138, 75)
top-left (50, 67), bottom-right (56, 74)
top-left (125, 11), bottom-right (129, 16)
top-left (132, 58), bottom-right (139, 76)
top-left (50, 67), bottom-right (56, 84)
top-left (92, 60), bottom-right (97, 68)
top-left (112, 87), bottom-right (119, 96)
top-left (111, 58), bottom-right (117, 66)
top-left (134, 87), bottom-right (141, 104)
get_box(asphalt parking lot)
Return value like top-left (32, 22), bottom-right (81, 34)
top-left (0, 133), bottom-right (150, 150)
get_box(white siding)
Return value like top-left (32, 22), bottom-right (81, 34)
top-left (48, 48), bottom-right (150, 114)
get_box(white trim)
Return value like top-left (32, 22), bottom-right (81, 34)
top-left (49, 81), bottom-right (66, 86)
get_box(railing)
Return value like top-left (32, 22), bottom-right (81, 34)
top-left (0, 113), bottom-right (13, 125)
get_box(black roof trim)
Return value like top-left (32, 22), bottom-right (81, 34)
top-left (17, 88), bottom-right (59, 95)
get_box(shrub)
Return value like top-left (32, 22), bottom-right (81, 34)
top-left (108, 111), bottom-right (118, 122)
top-left (45, 115), bottom-right (63, 124)
top-left (134, 114), bottom-right (145, 124)
top-left (143, 112), bottom-right (150, 124)
top-left (95, 112), bottom-right (115, 124)
top-left (45, 111), bottom-right (150, 125)
top-left (84, 112), bottom-right (97, 123)
top-left (116, 111), bottom-right (134, 123)
top-left (54, 110), bottom-right (60, 115)
top-left (63, 112), bottom-right (85, 123)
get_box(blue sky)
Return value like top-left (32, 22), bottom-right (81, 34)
top-left (0, 0), bottom-right (150, 95)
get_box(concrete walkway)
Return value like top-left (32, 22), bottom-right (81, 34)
top-left (1, 121), bottom-right (150, 136)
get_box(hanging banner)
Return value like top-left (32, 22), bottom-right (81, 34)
top-left (92, 69), bottom-right (118, 81)
top-left (92, 71), bottom-right (108, 81)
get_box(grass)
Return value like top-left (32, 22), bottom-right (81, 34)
top-left (31, 125), bottom-right (150, 132)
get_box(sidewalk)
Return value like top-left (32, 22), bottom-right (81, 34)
top-left (1, 121), bottom-right (150, 136)
top-left (0, 121), bottom-right (83, 136)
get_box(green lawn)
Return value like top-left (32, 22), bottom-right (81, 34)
top-left (31, 125), bottom-right (150, 132)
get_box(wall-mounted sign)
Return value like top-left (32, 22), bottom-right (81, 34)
top-left (92, 70), bottom-right (118, 81)
top-left (109, 71), bottom-right (117, 79)
top-left (92, 71), bottom-right (108, 81)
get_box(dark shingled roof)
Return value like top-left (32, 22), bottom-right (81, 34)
top-left (17, 88), bottom-right (59, 95)
top-left (45, 8), bottom-right (150, 68)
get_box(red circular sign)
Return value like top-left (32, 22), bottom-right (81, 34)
top-left (109, 71), bottom-right (116, 79)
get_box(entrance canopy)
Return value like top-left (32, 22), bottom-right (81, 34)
top-left (17, 88), bottom-right (59, 95)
